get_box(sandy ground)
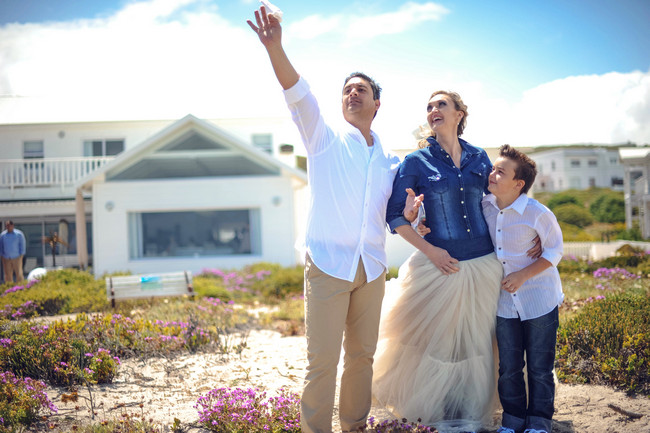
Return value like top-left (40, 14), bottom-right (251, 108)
top-left (44, 329), bottom-right (650, 432)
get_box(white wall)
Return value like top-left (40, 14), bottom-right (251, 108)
top-left (92, 175), bottom-right (298, 276)
top-left (0, 120), bottom-right (175, 158)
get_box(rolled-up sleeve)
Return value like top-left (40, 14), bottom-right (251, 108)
top-left (386, 156), bottom-right (418, 233)
top-left (536, 211), bottom-right (563, 266)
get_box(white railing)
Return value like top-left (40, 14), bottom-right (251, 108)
top-left (564, 240), bottom-right (650, 261)
top-left (0, 157), bottom-right (112, 189)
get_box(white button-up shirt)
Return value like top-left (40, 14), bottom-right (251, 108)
top-left (284, 77), bottom-right (400, 282)
top-left (482, 193), bottom-right (564, 320)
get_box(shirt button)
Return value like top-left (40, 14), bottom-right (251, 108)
top-left (500, 211), bottom-right (503, 214)
top-left (460, 187), bottom-right (464, 191)
top-left (458, 174), bottom-right (461, 177)
top-left (498, 247), bottom-right (502, 250)
top-left (463, 215), bottom-right (467, 218)
top-left (498, 229), bottom-right (501, 232)
top-left (461, 201), bottom-right (464, 204)
top-left (467, 229), bottom-right (470, 232)
top-left (502, 261), bottom-right (506, 264)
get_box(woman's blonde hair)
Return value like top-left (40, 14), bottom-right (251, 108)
top-left (417, 90), bottom-right (469, 149)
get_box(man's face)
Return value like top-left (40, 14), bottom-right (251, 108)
top-left (341, 77), bottom-right (380, 124)
top-left (5, 223), bottom-right (14, 233)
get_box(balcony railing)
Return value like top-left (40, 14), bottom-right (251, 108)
top-left (0, 157), bottom-right (113, 189)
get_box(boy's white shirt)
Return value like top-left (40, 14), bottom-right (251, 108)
top-left (482, 193), bottom-right (565, 320)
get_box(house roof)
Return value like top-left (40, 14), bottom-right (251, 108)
top-left (619, 147), bottom-right (650, 164)
top-left (76, 114), bottom-right (307, 190)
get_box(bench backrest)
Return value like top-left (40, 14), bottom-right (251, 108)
top-left (106, 271), bottom-right (193, 307)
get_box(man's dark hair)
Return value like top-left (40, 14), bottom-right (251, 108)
top-left (499, 144), bottom-right (537, 195)
top-left (343, 72), bottom-right (381, 100)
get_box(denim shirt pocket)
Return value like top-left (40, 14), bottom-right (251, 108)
top-left (426, 168), bottom-right (448, 194)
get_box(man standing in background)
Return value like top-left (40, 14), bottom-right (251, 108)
top-left (0, 220), bottom-right (26, 283)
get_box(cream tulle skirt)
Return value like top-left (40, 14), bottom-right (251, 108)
top-left (373, 251), bottom-right (503, 432)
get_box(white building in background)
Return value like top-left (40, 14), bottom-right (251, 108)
top-left (618, 147), bottom-right (650, 239)
top-left (528, 146), bottom-right (624, 194)
top-left (0, 115), bottom-right (417, 277)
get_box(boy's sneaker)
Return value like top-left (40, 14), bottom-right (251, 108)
top-left (523, 430), bottom-right (548, 433)
top-left (496, 428), bottom-right (516, 433)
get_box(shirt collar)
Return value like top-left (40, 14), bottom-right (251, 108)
top-left (485, 193), bottom-right (529, 215)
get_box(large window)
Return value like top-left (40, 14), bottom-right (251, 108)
top-left (129, 209), bottom-right (260, 259)
top-left (84, 139), bottom-right (124, 156)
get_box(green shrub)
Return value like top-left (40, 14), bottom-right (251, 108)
top-left (617, 225), bottom-right (644, 241)
top-left (556, 289), bottom-right (650, 394)
top-left (558, 221), bottom-right (596, 241)
top-left (0, 269), bottom-right (107, 318)
top-left (590, 193), bottom-right (625, 223)
top-left (246, 262), bottom-right (304, 299)
top-left (554, 203), bottom-right (594, 228)
top-left (547, 193), bottom-right (581, 210)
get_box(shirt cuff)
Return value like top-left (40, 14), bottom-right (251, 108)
top-left (542, 250), bottom-right (563, 267)
top-left (388, 216), bottom-right (410, 234)
top-left (283, 76), bottom-right (310, 105)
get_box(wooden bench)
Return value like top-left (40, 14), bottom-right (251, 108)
top-left (106, 271), bottom-right (193, 307)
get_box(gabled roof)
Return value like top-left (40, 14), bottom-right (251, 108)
top-left (77, 114), bottom-right (307, 190)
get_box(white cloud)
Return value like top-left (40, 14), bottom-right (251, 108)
top-left (287, 14), bottom-right (341, 40)
top-left (345, 2), bottom-right (449, 41)
top-left (478, 70), bottom-right (650, 146)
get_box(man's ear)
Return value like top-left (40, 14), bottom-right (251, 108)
top-left (375, 99), bottom-right (381, 112)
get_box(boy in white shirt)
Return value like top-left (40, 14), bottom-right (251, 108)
top-left (482, 144), bottom-right (564, 433)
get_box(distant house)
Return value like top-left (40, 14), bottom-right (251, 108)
top-left (527, 146), bottom-right (624, 194)
top-left (618, 147), bottom-right (650, 238)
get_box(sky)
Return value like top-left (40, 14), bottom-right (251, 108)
top-left (0, 0), bottom-right (648, 149)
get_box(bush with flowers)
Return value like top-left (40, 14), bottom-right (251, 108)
top-left (196, 387), bottom-right (301, 432)
top-left (0, 370), bottom-right (58, 431)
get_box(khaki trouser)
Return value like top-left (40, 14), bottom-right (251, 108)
top-left (301, 254), bottom-right (386, 433)
top-left (2, 256), bottom-right (24, 283)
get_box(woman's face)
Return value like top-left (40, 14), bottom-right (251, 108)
top-left (426, 93), bottom-right (463, 135)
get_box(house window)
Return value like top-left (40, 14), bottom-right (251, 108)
top-left (84, 139), bottom-right (124, 157)
top-left (610, 157), bottom-right (618, 164)
top-left (23, 141), bottom-right (44, 159)
top-left (589, 177), bottom-right (596, 187)
top-left (588, 160), bottom-right (597, 167)
top-left (611, 177), bottom-right (624, 187)
top-left (569, 177), bottom-right (581, 188)
top-left (551, 161), bottom-right (556, 171)
top-left (570, 159), bottom-right (580, 167)
top-left (129, 209), bottom-right (260, 259)
top-left (251, 134), bottom-right (272, 154)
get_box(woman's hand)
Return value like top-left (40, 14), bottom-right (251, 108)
top-left (424, 245), bottom-right (460, 275)
top-left (501, 270), bottom-right (527, 293)
top-left (403, 188), bottom-right (424, 223)
top-left (526, 234), bottom-right (542, 258)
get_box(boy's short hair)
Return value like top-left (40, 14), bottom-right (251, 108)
top-left (499, 144), bottom-right (537, 195)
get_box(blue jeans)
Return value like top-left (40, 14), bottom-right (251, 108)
top-left (496, 306), bottom-right (559, 433)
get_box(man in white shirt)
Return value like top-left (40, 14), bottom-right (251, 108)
top-left (482, 145), bottom-right (564, 433)
top-left (248, 5), bottom-right (400, 433)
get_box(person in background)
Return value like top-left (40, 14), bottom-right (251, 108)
top-left (483, 144), bottom-right (564, 433)
top-left (247, 4), bottom-right (400, 432)
top-left (0, 220), bottom-right (26, 283)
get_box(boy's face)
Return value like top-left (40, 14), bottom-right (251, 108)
top-left (488, 156), bottom-right (524, 197)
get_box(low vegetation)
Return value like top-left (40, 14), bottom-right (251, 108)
top-left (0, 242), bottom-right (648, 431)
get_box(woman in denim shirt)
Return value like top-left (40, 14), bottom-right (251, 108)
top-left (373, 91), bottom-right (503, 433)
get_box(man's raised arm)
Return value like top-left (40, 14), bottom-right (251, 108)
top-left (247, 5), bottom-right (299, 90)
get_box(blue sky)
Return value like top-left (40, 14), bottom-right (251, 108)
top-left (0, 0), bottom-right (648, 148)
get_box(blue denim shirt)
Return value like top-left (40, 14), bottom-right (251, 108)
top-left (386, 137), bottom-right (494, 261)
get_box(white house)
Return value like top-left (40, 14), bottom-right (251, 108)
top-left (528, 146), bottom-right (624, 194)
top-left (618, 147), bottom-right (650, 238)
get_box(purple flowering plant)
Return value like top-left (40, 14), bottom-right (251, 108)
top-left (195, 387), bottom-right (301, 432)
top-left (0, 370), bottom-right (57, 429)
